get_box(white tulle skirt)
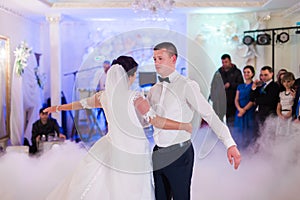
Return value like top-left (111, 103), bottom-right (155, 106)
top-left (47, 134), bottom-right (154, 200)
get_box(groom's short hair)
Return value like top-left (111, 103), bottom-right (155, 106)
top-left (154, 42), bottom-right (178, 58)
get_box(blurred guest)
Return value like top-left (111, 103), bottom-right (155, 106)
top-left (276, 72), bottom-right (295, 120)
top-left (30, 108), bottom-right (66, 154)
top-left (234, 65), bottom-right (256, 147)
top-left (210, 54), bottom-right (243, 125)
top-left (294, 77), bottom-right (300, 90)
top-left (293, 77), bottom-right (300, 121)
top-left (276, 68), bottom-right (287, 92)
top-left (96, 60), bottom-right (111, 92)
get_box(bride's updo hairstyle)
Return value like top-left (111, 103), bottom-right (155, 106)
top-left (111, 56), bottom-right (138, 77)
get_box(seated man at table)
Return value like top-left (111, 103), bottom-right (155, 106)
top-left (30, 108), bottom-right (66, 154)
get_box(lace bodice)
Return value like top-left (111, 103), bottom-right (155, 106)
top-left (279, 91), bottom-right (294, 113)
top-left (279, 91), bottom-right (295, 115)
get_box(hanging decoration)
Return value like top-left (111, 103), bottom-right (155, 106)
top-left (34, 53), bottom-right (46, 89)
top-left (132, 0), bottom-right (175, 14)
top-left (13, 41), bottom-right (32, 76)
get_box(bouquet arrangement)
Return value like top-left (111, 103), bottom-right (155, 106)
top-left (14, 41), bottom-right (32, 76)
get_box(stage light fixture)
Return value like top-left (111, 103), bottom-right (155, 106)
top-left (296, 29), bottom-right (300, 34)
top-left (277, 32), bottom-right (289, 43)
top-left (242, 35), bottom-right (254, 45)
top-left (256, 33), bottom-right (271, 45)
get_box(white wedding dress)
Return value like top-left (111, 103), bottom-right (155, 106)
top-left (47, 65), bottom-right (154, 200)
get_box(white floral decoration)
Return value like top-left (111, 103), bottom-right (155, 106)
top-left (14, 41), bottom-right (32, 76)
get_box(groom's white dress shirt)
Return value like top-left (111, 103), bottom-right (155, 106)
top-left (147, 71), bottom-right (236, 148)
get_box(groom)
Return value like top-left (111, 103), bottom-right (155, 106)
top-left (145, 42), bottom-right (241, 200)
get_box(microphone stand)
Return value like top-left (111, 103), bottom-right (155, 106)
top-left (63, 65), bottom-right (103, 141)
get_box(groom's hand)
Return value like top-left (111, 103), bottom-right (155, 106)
top-left (134, 97), bottom-right (150, 115)
top-left (227, 145), bottom-right (241, 170)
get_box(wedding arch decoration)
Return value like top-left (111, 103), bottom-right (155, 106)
top-left (10, 41), bottom-right (42, 146)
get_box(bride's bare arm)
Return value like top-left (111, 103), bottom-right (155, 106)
top-left (134, 97), bottom-right (192, 133)
top-left (44, 91), bottom-right (103, 113)
top-left (43, 101), bottom-right (84, 113)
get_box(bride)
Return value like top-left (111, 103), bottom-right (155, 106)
top-left (44, 56), bottom-right (192, 200)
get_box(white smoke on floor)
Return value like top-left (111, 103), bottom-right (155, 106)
top-left (0, 118), bottom-right (300, 200)
top-left (192, 117), bottom-right (300, 200)
top-left (0, 141), bottom-right (87, 200)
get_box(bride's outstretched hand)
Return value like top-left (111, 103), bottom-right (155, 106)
top-left (43, 106), bottom-right (57, 114)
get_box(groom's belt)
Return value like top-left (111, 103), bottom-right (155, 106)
top-left (155, 140), bottom-right (191, 152)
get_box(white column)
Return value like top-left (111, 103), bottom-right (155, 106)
top-left (46, 14), bottom-right (62, 124)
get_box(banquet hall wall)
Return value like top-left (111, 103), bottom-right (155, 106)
top-left (1, 7), bottom-right (299, 137)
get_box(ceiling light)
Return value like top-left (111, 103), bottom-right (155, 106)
top-left (277, 32), bottom-right (289, 43)
top-left (256, 33), bottom-right (271, 45)
top-left (242, 35), bottom-right (254, 45)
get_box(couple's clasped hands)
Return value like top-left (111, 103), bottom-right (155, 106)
top-left (134, 96), bottom-right (193, 134)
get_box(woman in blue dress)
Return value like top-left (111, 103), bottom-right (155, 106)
top-left (234, 65), bottom-right (256, 147)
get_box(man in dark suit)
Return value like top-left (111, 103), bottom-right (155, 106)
top-left (250, 66), bottom-right (280, 137)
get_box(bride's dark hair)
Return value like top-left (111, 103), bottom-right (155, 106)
top-left (111, 56), bottom-right (138, 77)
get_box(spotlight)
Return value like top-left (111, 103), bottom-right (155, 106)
top-left (277, 32), bottom-right (289, 43)
top-left (256, 33), bottom-right (271, 45)
top-left (296, 29), bottom-right (300, 34)
top-left (242, 35), bottom-right (254, 45)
